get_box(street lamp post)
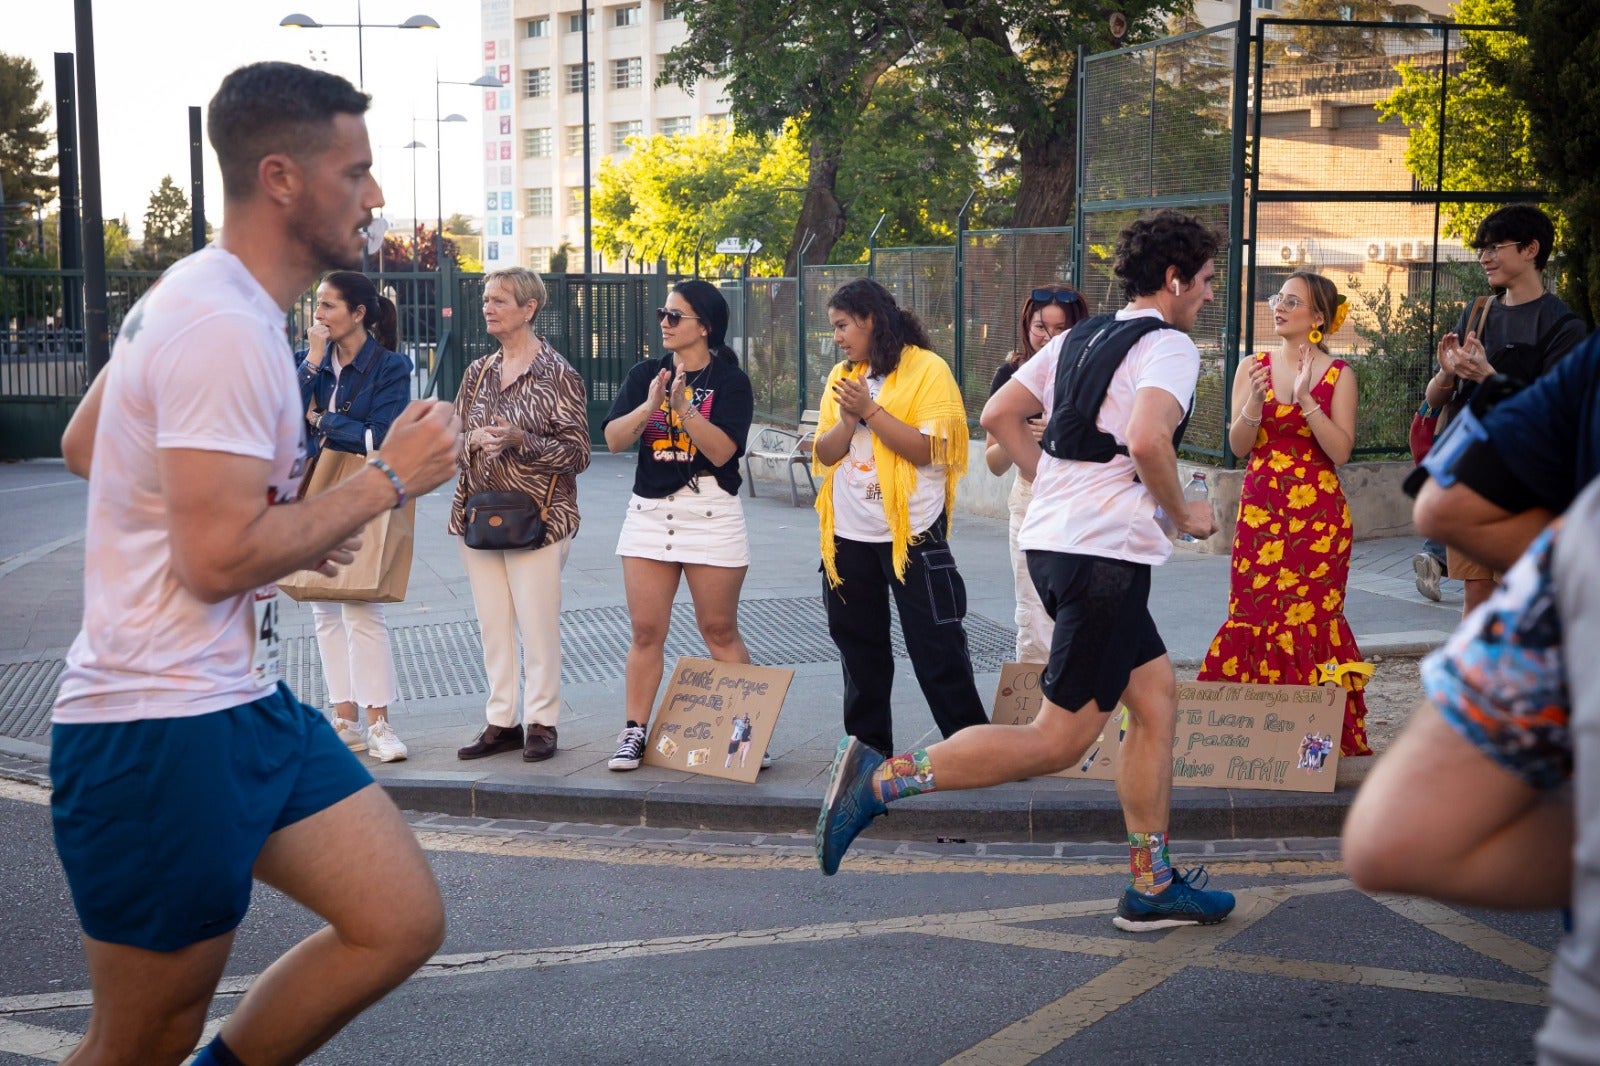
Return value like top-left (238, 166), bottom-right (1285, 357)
top-left (278, 3), bottom-right (440, 89)
top-left (435, 70), bottom-right (502, 269)
top-left (404, 124), bottom-right (425, 269)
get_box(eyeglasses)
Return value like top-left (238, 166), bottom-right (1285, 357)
top-left (1475, 240), bottom-right (1523, 260)
top-left (1030, 288), bottom-right (1082, 306)
top-left (656, 308), bottom-right (702, 326)
top-left (1266, 294), bottom-right (1306, 311)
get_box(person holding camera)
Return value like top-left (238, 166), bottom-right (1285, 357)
top-left (452, 267), bottom-right (590, 763)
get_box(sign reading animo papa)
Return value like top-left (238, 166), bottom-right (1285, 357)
top-left (990, 663), bottom-right (1343, 793)
top-left (642, 657), bottom-right (793, 784)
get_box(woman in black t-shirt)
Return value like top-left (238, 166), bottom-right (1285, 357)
top-left (600, 280), bottom-right (759, 771)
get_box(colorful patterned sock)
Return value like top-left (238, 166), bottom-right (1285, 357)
top-left (873, 749), bottom-right (936, 803)
top-left (1128, 831), bottom-right (1173, 896)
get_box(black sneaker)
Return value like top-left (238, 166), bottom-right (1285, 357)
top-left (608, 725), bottom-right (647, 771)
top-left (456, 723), bottom-right (523, 760)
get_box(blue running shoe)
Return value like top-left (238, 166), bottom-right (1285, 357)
top-left (816, 736), bottom-right (886, 876)
top-left (1112, 866), bottom-right (1235, 931)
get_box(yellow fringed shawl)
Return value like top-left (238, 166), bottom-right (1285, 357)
top-left (813, 345), bottom-right (970, 587)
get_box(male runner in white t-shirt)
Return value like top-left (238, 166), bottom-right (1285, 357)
top-left (816, 211), bottom-right (1237, 931)
top-left (53, 62), bottom-right (461, 1066)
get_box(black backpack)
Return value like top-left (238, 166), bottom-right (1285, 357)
top-left (1040, 313), bottom-right (1191, 463)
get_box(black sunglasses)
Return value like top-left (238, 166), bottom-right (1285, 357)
top-left (1030, 288), bottom-right (1081, 306)
top-left (656, 308), bottom-right (702, 326)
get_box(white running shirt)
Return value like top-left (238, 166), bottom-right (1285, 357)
top-left (1013, 308), bottom-right (1199, 565)
top-left (53, 246), bottom-right (308, 724)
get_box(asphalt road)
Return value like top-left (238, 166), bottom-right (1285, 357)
top-left (0, 778), bottom-right (1562, 1066)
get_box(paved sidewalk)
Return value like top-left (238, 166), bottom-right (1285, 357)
top-left (0, 453), bottom-right (1463, 842)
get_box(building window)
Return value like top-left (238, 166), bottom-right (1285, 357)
top-left (658, 116), bottom-right (691, 137)
top-left (566, 11), bottom-right (594, 32)
top-left (660, 1), bottom-right (681, 18)
top-left (566, 63), bottom-right (594, 94)
top-left (614, 4), bottom-right (642, 26)
top-left (567, 188), bottom-right (586, 217)
top-left (528, 246), bottom-right (552, 272)
top-left (612, 57), bottom-right (642, 89)
top-left (612, 120), bottom-right (644, 153)
top-left (522, 68), bottom-right (551, 98)
top-left (527, 188), bottom-right (553, 216)
top-left (523, 128), bottom-right (553, 158)
top-left (566, 124), bottom-right (595, 155)
top-left (704, 113), bottom-right (730, 131)
top-left (525, 16), bottom-right (549, 37)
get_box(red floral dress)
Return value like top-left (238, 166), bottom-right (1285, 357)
top-left (1197, 353), bottom-right (1371, 756)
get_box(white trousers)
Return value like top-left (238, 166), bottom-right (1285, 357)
top-left (311, 600), bottom-right (398, 709)
top-left (1008, 475), bottom-right (1055, 665)
top-left (457, 535), bottom-right (571, 729)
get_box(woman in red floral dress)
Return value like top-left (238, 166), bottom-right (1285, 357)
top-left (1198, 271), bottom-right (1371, 756)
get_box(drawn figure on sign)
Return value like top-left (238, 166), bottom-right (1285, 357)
top-left (1297, 733), bottom-right (1315, 770)
top-left (725, 713), bottom-right (754, 768)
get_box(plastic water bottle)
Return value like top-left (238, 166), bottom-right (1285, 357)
top-left (1177, 472), bottom-right (1209, 543)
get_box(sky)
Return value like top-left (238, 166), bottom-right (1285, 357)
top-left (10, 0), bottom-right (489, 238)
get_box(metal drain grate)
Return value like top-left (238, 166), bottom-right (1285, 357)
top-left (1, 597), bottom-right (1018, 736)
top-left (0, 659), bottom-right (63, 738)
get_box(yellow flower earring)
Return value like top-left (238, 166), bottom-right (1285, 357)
top-left (1310, 295), bottom-right (1350, 346)
top-left (1308, 323), bottom-right (1324, 345)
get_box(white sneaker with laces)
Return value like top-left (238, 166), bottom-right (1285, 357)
top-left (332, 716), bottom-right (367, 752)
top-left (608, 725), bottom-right (648, 771)
top-left (366, 719), bottom-right (409, 763)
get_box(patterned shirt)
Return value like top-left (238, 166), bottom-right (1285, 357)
top-left (448, 340), bottom-right (591, 542)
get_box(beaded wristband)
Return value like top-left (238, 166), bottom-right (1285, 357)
top-left (367, 456), bottom-right (407, 509)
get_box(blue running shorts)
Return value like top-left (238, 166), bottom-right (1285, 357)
top-left (50, 682), bottom-right (374, 952)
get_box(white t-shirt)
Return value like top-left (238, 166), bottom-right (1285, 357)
top-left (1014, 308), bottom-right (1199, 565)
top-left (831, 373), bottom-right (948, 542)
top-left (53, 246), bottom-right (307, 725)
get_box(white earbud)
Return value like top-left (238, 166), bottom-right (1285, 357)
top-left (1171, 280), bottom-right (1181, 296)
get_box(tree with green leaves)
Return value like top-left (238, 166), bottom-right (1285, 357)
top-left (1377, 0), bottom-right (1535, 243)
top-left (1515, 0), bottom-right (1600, 323)
top-left (661, 1), bottom-right (947, 272)
top-left (139, 176), bottom-right (195, 269)
top-left (0, 53), bottom-right (56, 233)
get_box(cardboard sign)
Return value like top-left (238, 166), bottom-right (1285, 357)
top-left (642, 657), bottom-right (793, 783)
top-left (990, 663), bottom-right (1343, 793)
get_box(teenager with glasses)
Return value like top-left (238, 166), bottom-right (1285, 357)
top-left (1414, 204), bottom-right (1586, 615)
top-left (601, 280), bottom-right (761, 771)
top-left (984, 284), bottom-right (1089, 664)
top-left (1197, 270), bottom-right (1372, 758)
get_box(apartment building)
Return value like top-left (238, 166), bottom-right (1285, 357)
top-left (480, 0), bottom-right (729, 272)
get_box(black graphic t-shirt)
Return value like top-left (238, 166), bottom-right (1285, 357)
top-left (605, 354), bottom-right (755, 498)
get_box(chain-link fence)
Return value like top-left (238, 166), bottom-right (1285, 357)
top-left (1251, 19), bottom-right (1538, 459)
top-left (1080, 23), bottom-right (1239, 459)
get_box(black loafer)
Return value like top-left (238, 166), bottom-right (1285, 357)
top-left (523, 724), bottom-right (558, 762)
top-left (457, 724), bottom-right (524, 760)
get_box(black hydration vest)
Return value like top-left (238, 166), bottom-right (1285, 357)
top-left (1040, 313), bottom-right (1193, 464)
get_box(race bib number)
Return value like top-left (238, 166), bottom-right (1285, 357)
top-left (250, 587), bottom-right (282, 686)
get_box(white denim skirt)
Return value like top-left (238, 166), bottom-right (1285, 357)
top-left (615, 477), bottom-right (751, 567)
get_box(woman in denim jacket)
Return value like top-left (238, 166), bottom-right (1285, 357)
top-left (296, 270), bottom-right (414, 762)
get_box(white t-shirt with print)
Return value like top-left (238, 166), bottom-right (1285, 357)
top-left (831, 373), bottom-right (948, 542)
top-left (1014, 308), bottom-right (1199, 565)
top-left (53, 246), bottom-right (307, 725)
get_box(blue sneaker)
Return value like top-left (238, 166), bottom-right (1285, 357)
top-left (816, 736), bottom-right (887, 875)
top-left (1112, 866), bottom-right (1235, 931)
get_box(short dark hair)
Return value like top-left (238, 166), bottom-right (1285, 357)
top-left (827, 278), bottom-right (935, 377)
top-left (1474, 203), bottom-right (1556, 272)
top-left (1113, 210), bottom-right (1220, 301)
top-left (208, 62), bottom-right (370, 201)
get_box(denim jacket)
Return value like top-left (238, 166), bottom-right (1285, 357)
top-left (295, 336), bottom-right (414, 457)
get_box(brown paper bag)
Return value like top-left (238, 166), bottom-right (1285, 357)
top-left (277, 449), bottom-right (416, 603)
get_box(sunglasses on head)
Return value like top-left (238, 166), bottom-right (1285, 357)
top-left (1030, 288), bottom-right (1081, 306)
top-left (656, 308), bottom-right (702, 327)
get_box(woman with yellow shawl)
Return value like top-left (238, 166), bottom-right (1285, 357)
top-left (813, 279), bottom-right (990, 757)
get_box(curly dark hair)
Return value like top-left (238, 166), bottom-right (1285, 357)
top-left (1113, 210), bottom-right (1221, 301)
top-left (826, 278), bottom-right (934, 377)
top-left (208, 62), bottom-right (369, 201)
